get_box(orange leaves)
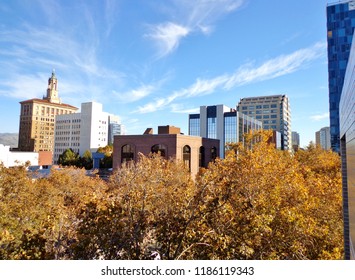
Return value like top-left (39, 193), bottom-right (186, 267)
top-left (0, 131), bottom-right (343, 259)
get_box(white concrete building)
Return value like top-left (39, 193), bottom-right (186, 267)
top-left (0, 144), bottom-right (39, 167)
top-left (53, 102), bottom-right (122, 163)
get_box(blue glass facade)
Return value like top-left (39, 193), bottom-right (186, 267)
top-left (189, 114), bottom-right (200, 136)
top-left (224, 112), bottom-right (237, 145)
top-left (189, 105), bottom-right (262, 158)
top-left (326, 0), bottom-right (355, 152)
top-left (207, 106), bottom-right (217, 139)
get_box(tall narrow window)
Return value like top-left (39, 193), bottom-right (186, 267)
top-left (211, 146), bottom-right (217, 161)
top-left (183, 145), bottom-right (191, 171)
top-left (199, 146), bottom-right (205, 167)
top-left (121, 144), bottom-right (134, 163)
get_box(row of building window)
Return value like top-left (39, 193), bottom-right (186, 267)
top-left (241, 104), bottom-right (278, 110)
top-left (22, 105), bottom-right (74, 116)
top-left (62, 119), bottom-right (81, 123)
top-left (121, 144), bottom-right (217, 170)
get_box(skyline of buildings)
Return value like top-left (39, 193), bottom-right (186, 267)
top-left (14, 71), bottom-right (296, 162)
top-left (326, 0), bottom-right (355, 152)
top-left (0, 1), bottom-right (354, 261)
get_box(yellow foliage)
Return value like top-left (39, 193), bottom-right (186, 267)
top-left (0, 133), bottom-right (343, 259)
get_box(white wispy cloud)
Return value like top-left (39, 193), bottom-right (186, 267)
top-left (113, 84), bottom-right (156, 103)
top-left (0, 18), bottom-right (124, 104)
top-left (146, 0), bottom-right (246, 57)
top-left (310, 112), bottom-right (329, 121)
top-left (170, 104), bottom-right (199, 114)
top-left (146, 22), bottom-right (190, 58)
top-left (136, 42), bottom-right (326, 113)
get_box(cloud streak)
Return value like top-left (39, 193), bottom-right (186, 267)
top-left (136, 42), bottom-right (326, 113)
top-left (146, 22), bottom-right (190, 58)
top-left (310, 112), bottom-right (329, 121)
top-left (146, 0), bottom-right (246, 57)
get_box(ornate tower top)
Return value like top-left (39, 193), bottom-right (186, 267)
top-left (44, 69), bottom-right (61, 104)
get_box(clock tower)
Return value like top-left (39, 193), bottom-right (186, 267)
top-left (45, 69), bottom-right (61, 104)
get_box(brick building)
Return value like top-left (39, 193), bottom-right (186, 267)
top-left (113, 126), bottom-right (220, 178)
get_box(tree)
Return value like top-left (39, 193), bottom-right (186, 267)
top-left (0, 131), bottom-right (343, 260)
top-left (0, 165), bottom-right (108, 259)
top-left (58, 149), bottom-right (79, 167)
top-left (72, 153), bottom-right (202, 259)
top-left (79, 150), bottom-right (93, 170)
top-left (193, 130), bottom-right (343, 259)
top-left (97, 145), bottom-right (113, 168)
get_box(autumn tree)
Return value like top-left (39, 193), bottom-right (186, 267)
top-left (0, 165), bottom-right (108, 259)
top-left (71, 153), bottom-right (206, 259)
top-left (193, 130), bottom-right (343, 259)
top-left (97, 145), bottom-right (113, 168)
top-left (0, 131), bottom-right (343, 260)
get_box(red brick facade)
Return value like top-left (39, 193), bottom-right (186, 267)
top-left (113, 133), bottom-right (219, 178)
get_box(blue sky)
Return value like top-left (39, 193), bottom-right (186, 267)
top-left (0, 0), bottom-right (331, 147)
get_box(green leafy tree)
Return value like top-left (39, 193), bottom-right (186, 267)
top-left (79, 150), bottom-right (93, 170)
top-left (58, 149), bottom-right (79, 167)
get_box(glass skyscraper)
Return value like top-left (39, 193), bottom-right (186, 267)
top-left (326, 0), bottom-right (355, 152)
top-left (189, 105), bottom-right (262, 158)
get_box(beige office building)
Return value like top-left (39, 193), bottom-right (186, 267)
top-left (18, 71), bottom-right (78, 152)
top-left (237, 95), bottom-right (291, 150)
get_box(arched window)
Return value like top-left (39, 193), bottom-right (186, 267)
top-left (121, 144), bottom-right (134, 163)
top-left (151, 144), bottom-right (167, 158)
top-left (211, 146), bottom-right (217, 161)
top-left (199, 146), bottom-right (205, 167)
top-left (183, 145), bottom-right (191, 171)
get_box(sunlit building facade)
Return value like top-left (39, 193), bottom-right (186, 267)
top-left (315, 127), bottom-right (331, 150)
top-left (113, 126), bottom-right (220, 178)
top-left (18, 71), bottom-right (78, 152)
top-left (53, 102), bottom-right (120, 163)
top-left (340, 32), bottom-right (355, 260)
top-left (189, 105), bottom-right (262, 158)
top-left (237, 95), bottom-right (291, 150)
top-left (291, 131), bottom-right (300, 151)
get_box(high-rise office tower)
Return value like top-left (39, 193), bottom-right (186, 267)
top-left (18, 71), bottom-right (78, 152)
top-left (237, 95), bottom-right (291, 150)
top-left (291, 131), bottom-right (300, 151)
top-left (188, 105), bottom-right (262, 158)
top-left (315, 127), bottom-right (331, 150)
top-left (326, 0), bottom-right (355, 152)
